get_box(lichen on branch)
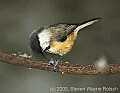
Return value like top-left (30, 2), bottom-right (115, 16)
top-left (0, 52), bottom-right (120, 75)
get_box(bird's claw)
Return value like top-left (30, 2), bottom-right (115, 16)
top-left (46, 57), bottom-right (62, 70)
top-left (46, 58), bottom-right (55, 67)
top-left (53, 58), bottom-right (61, 69)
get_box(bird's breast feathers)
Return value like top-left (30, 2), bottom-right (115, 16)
top-left (47, 31), bottom-right (77, 56)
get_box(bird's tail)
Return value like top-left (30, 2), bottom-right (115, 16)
top-left (75, 18), bottom-right (101, 33)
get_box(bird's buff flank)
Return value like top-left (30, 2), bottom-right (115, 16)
top-left (48, 31), bottom-right (77, 56)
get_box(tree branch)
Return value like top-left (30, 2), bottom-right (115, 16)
top-left (0, 52), bottom-right (120, 75)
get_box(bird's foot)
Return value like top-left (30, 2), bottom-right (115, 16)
top-left (45, 57), bottom-right (62, 70)
top-left (46, 57), bottom-right (55, 67)
top-left (53, 58), bottom-right (62, 70)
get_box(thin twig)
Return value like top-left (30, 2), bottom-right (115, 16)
top-left (0, 52), bottom-right (120, 75)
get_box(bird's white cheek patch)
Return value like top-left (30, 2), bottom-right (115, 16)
top-left (38, 29), bottom-right (51, 50)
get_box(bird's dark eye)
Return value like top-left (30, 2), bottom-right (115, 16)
top-left (60, 36), bottom-right (67, 42)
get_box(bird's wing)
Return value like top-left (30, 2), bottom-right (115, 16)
top-left (48, 23), bottom-right (77, 42)
top-left (47, 18), bottom-right (101, 42)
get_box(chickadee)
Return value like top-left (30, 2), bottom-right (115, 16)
top-left (30, 18), bottom-right (101, 69)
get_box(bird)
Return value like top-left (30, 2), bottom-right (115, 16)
top-left (29, 18), bottom-right (101, 69)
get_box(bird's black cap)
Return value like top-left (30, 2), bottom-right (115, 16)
top-left (29, 27), bottom-right (43, 54)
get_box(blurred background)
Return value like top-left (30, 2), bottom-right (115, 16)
top-left (0, 0), bottom-right (120, 93)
